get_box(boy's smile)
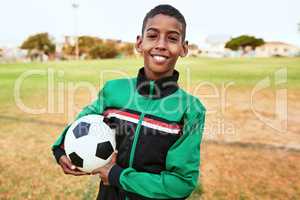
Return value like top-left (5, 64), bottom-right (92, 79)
top-left (136, 14), bottom-right (188, 80)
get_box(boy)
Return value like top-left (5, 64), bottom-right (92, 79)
top-left (52, 4), bottom-right (206, 200)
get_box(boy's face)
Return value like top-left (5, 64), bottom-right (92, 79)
top-left (136, 14), bottom-right (188, 79)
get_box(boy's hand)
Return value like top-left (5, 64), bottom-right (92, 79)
top-left (58, 155), bottom-right (90, 176)
top-left (91, 151), bottom-right (118, 185)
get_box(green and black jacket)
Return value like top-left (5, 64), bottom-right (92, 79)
top-left (52, 67), bottom-right (206, 200)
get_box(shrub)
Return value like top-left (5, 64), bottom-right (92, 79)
top-left (89, 43), bottom-right (118, 59)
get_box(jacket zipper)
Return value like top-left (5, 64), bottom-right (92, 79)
top-left (128, 80), bottom-right (154, 167)
top-left (126, 81), bottom-right (154, 200)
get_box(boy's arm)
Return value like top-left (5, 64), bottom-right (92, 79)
top-left (52, 125), bottom-right (71, 162)
top-left (51, 85), bottom-right (107, 163)
top-left (109, 110), bottom-right (206, 199)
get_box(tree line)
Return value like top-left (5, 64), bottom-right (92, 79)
top-left (19, 32), bottom-right (266, 61)
top-left (20, 33), bottom-right (134, 61)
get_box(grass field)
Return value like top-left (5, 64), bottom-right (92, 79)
top-left (0, 57), bottom-right (299, 199)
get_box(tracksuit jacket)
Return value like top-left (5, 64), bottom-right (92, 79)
top-left (52, 67), bottom-right (206, 200)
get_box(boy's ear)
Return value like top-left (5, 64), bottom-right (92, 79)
top-left (135, 35), bottom-right (143, 53)
top-left (180, 40), bottom-right (189, 57)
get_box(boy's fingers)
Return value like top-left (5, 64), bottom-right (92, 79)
top-left (91, 171), bottom-right (98, 175)
top-left (70, 165), bottom-right (76, 170)
top-left (58, 154), bottom-right (89, 176)
top-left (74, 168), bottom-right (90, 174)
top-left (61, 161), bottom-right (76, 171)
top-left (59, 156), bottom-right (76, 170)
top-left (64, 159), bottom-right (76, 170)
top-left (102, 181), bottom-right (109, 186)
top-left (91, 170), bottom-right (97, 175)
top-left (72, 171), bottom-right (90, 176)
top-left (62, 165), bottom-right (74, 175)
top-left (69, 170), bottom-right (88, 176)
top-left (62, 165), bottom-right (89, 176)
top-left (91, 167), bottom-right (102, 175)
top-left (111, 151), bottom-right (118, 163)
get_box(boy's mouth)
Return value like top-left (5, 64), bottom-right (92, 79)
top-left (151, 54), bottom-right (169, 63)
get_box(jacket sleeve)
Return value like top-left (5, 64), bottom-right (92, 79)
top-left (51, 84), bottom-right (107, 163)
top-left (109, 108), bottom-right (206, 199)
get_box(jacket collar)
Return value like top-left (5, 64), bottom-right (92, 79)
top-left (136, 67), bottom-right (179, 99)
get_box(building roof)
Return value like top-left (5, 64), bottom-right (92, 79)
top-left (263, 41), bottom-right (299, 48)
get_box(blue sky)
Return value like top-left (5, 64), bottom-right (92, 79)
top-left (0, 0), bottom-right (299, 47)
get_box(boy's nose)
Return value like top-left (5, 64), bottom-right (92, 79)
top-left (155, 38), bottom-right (167, 50)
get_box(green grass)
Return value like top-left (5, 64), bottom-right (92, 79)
top-left (0, 57), bottom-right (299, 106)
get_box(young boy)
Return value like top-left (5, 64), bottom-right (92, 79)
top-left (52, 4), bottom-right (206, 200)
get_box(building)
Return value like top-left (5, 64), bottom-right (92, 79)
top-left (0, 47), bottom-right (28, 63)
top-left (255, 42), bottom-right (300, 57)
top-left (200, 35), bottom-right (232, 58)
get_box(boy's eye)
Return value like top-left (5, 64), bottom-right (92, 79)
top-left (168, 36), bottom-right (178, 42)
top-left (146, 33), bottom-right (157, 39)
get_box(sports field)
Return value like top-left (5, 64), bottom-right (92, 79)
top-left (0, 57), bottom-right (299, 199)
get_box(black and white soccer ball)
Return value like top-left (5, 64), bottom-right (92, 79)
top-left (64, 115), bottom-right (116, 173)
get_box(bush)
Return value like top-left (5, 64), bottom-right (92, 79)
top-left (78, 36), bottom-right (103, 55)
top-left (119, 43), bottom-right (135, 56)
top-left (89, 43), bottom-right (118, 59)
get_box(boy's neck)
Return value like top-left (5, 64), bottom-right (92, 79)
top-left (144, 67), bottom-right (174, 81)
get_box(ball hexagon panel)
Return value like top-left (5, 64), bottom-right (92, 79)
top-left (73, 122), bottom-right (90, 138)
top-left (69, 152), bottom-right (84, 168)
top-left (95, 141), bottom-right (114, 160)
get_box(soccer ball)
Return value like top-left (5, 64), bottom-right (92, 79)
top-left (64, 114), bottom-right (116, 173)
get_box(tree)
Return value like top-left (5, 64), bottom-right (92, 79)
top-left (225, 35), bottom-right (265, 52)
top-left (20, 32), bottom-right (56, 61)
top-left (78, 36), bottom-right (103, 56)
top-left (62, 36), bottom-right (103, 59)
top-left (61, 36), bottom-right (132, 60)
top-left (118, 43), bottom-right (134, 56)
top-left (89, 43), bottom-right (118, 59)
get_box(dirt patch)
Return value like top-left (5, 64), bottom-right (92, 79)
top-left (197, 142), bottom-right (300, 200)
